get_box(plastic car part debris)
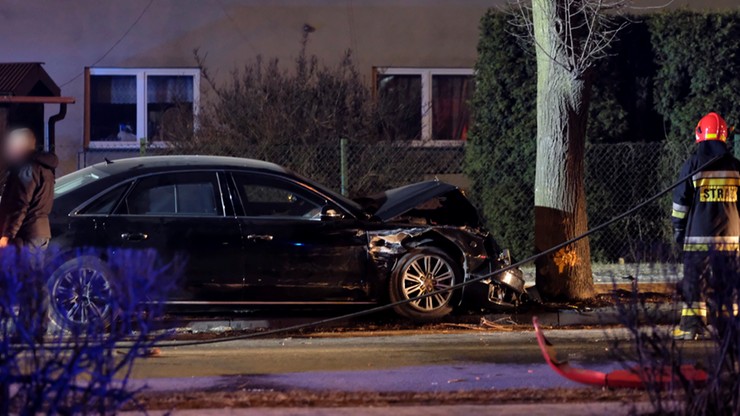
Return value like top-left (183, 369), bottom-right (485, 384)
top-left (533, 317), bottom-right (708, 389)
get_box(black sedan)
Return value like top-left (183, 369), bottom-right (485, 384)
top-left (49, 156), bottom-right (525, 326)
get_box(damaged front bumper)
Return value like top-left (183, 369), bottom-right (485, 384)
top-left (465, 249), bottom-right (528, 310)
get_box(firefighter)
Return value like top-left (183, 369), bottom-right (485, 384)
top-left (672, 112), bottom-right (740, 340)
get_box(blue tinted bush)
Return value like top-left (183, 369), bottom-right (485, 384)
top-left (0, 246), bottom-right (180, 414)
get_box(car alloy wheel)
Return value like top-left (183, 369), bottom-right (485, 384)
top-left (51, 265), bottom-right (112, 327)
top-left (401, 254), bottom-right (454, 312)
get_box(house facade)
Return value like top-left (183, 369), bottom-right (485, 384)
top-left (0, 0), bottom-right (735, 174)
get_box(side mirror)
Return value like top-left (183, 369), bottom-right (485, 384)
top-left (321, 206), bottom-right (344, 221)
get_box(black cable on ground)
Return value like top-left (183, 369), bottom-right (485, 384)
top-left (148, 154), bottom-right (723, 349)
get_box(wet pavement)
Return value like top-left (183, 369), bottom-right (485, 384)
top-left (129, 328), bottom-right (708, 392)
top-left (236, 362), bottom-right (624, 392)
top-left (133, 362), bottom-right (618, 393)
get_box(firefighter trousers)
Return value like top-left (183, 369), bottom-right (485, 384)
top-left (680, 250), bottom-right (740, 334)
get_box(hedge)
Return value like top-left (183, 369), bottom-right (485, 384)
top-left (464, 12), bottom-right (536, 258)
top-left (466, 10), bottom-right (740, 262)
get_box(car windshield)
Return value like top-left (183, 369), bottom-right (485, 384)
top-left (55, 166), bottom-right (110, 197)
top-left (290, 172), bottom-right (364, 215)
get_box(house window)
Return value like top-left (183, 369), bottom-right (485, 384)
top-left (375, 68), bottom-right (474, 143)
top-left (85, 68), bottom-right (200, 148)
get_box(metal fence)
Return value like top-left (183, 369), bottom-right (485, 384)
top-left (586, 143), bottom-right (679, 263)
top-left (79, 140), bottom-right (694, 278)
top-left (79, 142), bottom-right (469, 197)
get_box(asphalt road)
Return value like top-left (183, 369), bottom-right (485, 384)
top-left (129, 328), bottom-right (710, 392)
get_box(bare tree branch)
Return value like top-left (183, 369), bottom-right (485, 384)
top-left (509, 0), bottom-right (575, 71)
top-left (508, 0), bottom-right (631, 78)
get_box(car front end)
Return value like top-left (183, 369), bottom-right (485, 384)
top-left (358, 180), bottom-right (528, 312)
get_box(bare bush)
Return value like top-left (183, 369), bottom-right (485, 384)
top-left (165, 31), bottom-right (421, 161)
top-left (0, 247), bottom-right (180, 414)
top-left (175, 48), bottom-right (368, 153)
top-left (612, 253), bottom-right (740, 415)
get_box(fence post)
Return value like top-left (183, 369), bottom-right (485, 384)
top-left (340, 138), bottom-right (348, 196)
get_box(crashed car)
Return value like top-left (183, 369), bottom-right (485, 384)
top-left (49, 156), bottom-right (525, 325)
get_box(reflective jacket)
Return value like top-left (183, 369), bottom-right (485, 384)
top-left (672, 141), bottom-right (740, 252)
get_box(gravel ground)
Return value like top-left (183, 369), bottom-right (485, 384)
top-left (130, 387), bottom-right (647, 411)
top-left (124, 403), bottom-right (650, 416)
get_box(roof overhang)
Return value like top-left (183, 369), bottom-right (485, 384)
top-left (0, 96), bottom-right (75, 104)
top-left (0, 62), bottom-right (60, 97)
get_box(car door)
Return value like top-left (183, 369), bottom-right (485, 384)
top-left (101, 171), bottom-right (245, 302)
top-left (228, 171), bottom-right (370, 303)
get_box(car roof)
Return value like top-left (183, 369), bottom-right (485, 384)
top-left (90, 155), bottom-right (288, 176)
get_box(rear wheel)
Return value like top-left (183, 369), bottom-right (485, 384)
top-left (389, 247), bottom-right (460, 321)
top-left (47, 256), bottom-right (113, 331)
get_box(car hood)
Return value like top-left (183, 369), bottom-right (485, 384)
top-left (356, 180), bottom-right (481, 227)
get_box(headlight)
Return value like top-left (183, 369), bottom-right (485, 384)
top-left (498, 249), bottom-right (512, 266)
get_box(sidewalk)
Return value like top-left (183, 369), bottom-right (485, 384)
top-left (506, 302), bottom-right (678, 327)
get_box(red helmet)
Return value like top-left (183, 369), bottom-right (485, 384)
top-left (696, 112), bottom-right (728, 142)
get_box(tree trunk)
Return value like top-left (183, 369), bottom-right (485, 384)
top-left (532, 0), bottom-right (595, 300)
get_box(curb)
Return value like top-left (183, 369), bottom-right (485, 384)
top-left (594, 282), bottom-right (676, 294)
top-left (507, 303), bottom-right (678, 327)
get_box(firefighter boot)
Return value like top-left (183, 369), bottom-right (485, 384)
top-left (673, 316), bottom-right (703, 340)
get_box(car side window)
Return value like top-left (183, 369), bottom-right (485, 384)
top-left (232, 172), bottom-right (324, 219)
top-left (117, 172), bottom-right (222, 216)
top-left (78, 184), bottom-right (129, 215)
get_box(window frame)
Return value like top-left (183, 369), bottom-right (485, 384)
top-left (118, 171), bottom-right (224, 218)
top-left (374, 67), bottom-right (474, 146)
top-left (72, 170), bottom-right (228, 218)
top-left (84, 67), bottom-right (201, 149)
top-left (73, 182), bottom-right (132, 217)
top-left (227, 171), bottom-right (342, 221)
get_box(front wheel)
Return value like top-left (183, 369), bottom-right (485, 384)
top-left (47, 256), bottom-right (114, 331)
top-left (389, 247), bottom-right (460, 321)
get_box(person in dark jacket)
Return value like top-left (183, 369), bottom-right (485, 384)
top-left (0, 128), bottom-right (58, 251)
top-left (672, 112), bottom-right (740, 340)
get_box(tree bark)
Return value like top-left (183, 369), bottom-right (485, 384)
top-left (532, 0), bottom-right (595, 300)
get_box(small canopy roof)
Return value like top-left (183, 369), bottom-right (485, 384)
top-left (0, 62), bottom-right (61, 97)
top-left (0, 63), bottom-right (75, 152)
top-left (0, 62), bottom-right (75, 104)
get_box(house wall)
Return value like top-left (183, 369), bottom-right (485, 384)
top-left (0, 0), bottom-right (736, 174)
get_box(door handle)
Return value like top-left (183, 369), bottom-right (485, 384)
top-left (121, 232), bottom-right (149, 242)
top-left (247, 234), bottom-right (274, 241)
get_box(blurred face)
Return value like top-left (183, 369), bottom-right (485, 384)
top-left (4, 129), bottom-right (36, 165)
